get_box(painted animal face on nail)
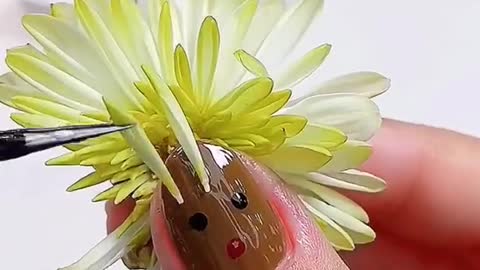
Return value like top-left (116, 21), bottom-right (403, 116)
top-left (162, 143), bottom-right (288, 270)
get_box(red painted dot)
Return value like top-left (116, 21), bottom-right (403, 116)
top-left (226, 238), bottom-right (246, 260)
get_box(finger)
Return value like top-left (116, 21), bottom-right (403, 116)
top-left (347, 119), bottom-right (480, 247)
top-left (150, 144), bottom-right (347, 270)
top-left (341, 231), bottom-right (479, 270)
top-left (105, 198), bottom-right (135, 234)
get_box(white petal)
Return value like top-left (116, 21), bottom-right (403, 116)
top-left (281, 93), bottom-right (382, 141)
top-left (7, 47), bottom-right (104, 110)
top-left (319, 140), bottom-right (372, 172)
top-left (181, 0), bottom-right (209, 62)
top-left (255, 0), bottom-right (324, 68)
top-left (6, 45), bottom-right (97, 112)
top-left (210, 0), bottom-right (248, 22)
top-left (283, 174), bottom-right (369, 223)
top-left (59, 213), bottom-right (148, 270)
top-left (303, 200), bottom-right (355, 250)
top-left (306, 170), bottom-right (385, 193)
top-left (292, 72), bottom-right (391, 102)
top-left (243, 0), bottom-right (285, 54)
top-left (275, 44), bottom-right (331, 90)
top-left (110, 0), bottom-right (162, 76)
top-left (75, 0), bottom-right (146, 110)
top-left (147, 0), bottom-right (183, 45)
top-left (0, 73), bottom-right (43, 107)
top-left (0, 72), bottom-right (35, 88)
top-left (342, 227), bottom-right (376, 244)
top-left (215, 0), bottom-right (259, 96)
top-left (22, 15), bottom-right (121, 99)
top-left (303, 196), bottom-right (376, 243)
top-left (145, 0), bottom-right (162, 38)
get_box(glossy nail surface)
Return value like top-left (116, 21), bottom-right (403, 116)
top-left (162, 144), bottom-right (288, 270)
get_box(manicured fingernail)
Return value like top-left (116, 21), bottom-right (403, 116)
top-left (162, 143), bottom-right (287, 269)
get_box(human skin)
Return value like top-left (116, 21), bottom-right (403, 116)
top-left (106, 119), bottom-right (480, 269)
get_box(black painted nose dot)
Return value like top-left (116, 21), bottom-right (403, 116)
top-left (189, 212), bottom-right (208, 231)
top-left (231, 192), bottom-right (248, 210)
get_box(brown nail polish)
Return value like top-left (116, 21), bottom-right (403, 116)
top-left (162, 143), bottom-right (287, 270)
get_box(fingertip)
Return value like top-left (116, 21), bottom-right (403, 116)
top-left (149, 186), bottom-right (185, 270)
top-left (348, 119), bottom-right (424, 216)
top-left (105, 198), bottom-right (136, 234)
top-left (349, 118), bottom-right (480, 246)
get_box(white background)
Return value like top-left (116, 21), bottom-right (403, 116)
top-left (1, 0), bottom-right (479, 269)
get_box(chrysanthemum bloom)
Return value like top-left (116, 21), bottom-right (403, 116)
top-left (0, 0), bottom-right (390, 269)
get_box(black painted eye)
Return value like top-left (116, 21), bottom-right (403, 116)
top-left (231, 192), bottom-right (248, 210)
top-left (189, 213), bottom-right (208, 231)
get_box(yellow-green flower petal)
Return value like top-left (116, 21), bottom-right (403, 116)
top-left (320, 140), bottom-right (372, 172)
top-left (93, 184), bottom-right (123, 202)
top-left (248, 89), bottom-right (291, 116)
top-left (142, 66), bottom-right (209, 192)
top-left (132, 180), bottom-right (157, 199)
top-left (234, 49), bottom-right (269, 77)
top-left (157, 1), bottom-right (175, 83)
top-left (11, 113), bottom-right (68, 129)
top-left (115, 174), bottom-right (151, 204)
top-left (195, 16), bottom-right (220, 106)
top-left (111, 148), bottom-right (136, 165)
top-left (80, 153), bottom-right (117, 166)
top-left (11, 96), bottom-right (99, 124)
top-left (67, 171), bottom-right (111, 192)
top-left (174, 45), bottom-right (195, 97)
top-left (285, 123), bottom-right (346, 150)
top-left (6, 45), bottom-right (99, 112)
top-left (258, 144), bottom-right (331, 174)
top-left (210, 77), bottom-right (273, 116)
top-left (104, 98), bottom-right (183, 204)
top-left (51, 3), bottom-right (75, 21)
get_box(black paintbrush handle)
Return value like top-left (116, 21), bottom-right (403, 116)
top-left (0, 132), bottom-right (30, 161)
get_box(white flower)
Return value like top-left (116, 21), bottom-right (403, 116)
top-left (0, 0), bottom-right (390, 268)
